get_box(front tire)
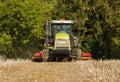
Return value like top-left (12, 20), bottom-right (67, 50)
top-left (43, 49), bottom-right (49, 62)
top-left (76, 49), bottom-right (82, 60)
top-left (71, 48), bottom-right (82, 61)
top-left (43, 49), bottom-right (53, 62)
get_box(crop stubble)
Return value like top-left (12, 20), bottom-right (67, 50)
top-left (0, 59), bottom-right (120, 82)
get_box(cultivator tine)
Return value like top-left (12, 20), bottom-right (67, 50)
top-left (81, 57), bottom-right (92, 60)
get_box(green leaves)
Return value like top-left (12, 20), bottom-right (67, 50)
top-left (0, 0), bottom-right (54, 58)
top-left (0, 32), bottom-right (12, 45)
top-left (0, 0), bottom-right (119, 59)
top-left (0, 0), bottom-right (53, 46)
top-left (53, 0), bottom-right (120, 59)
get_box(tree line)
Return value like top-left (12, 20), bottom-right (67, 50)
top-left (0, 0), bottom-right (120, 59)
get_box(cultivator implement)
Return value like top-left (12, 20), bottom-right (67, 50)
top-left (32, 51), bottom-right (43, 62)
top-left (32, 50), bottom-right (92, 62)
top-left (81, 52), bottom-right (92, 60)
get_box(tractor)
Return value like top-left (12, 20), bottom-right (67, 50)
top-left (32, 19), bottom-right (91, 62)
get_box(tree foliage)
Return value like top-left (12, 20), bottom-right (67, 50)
top-left (0, 0), bottom-right (54, 58)
top-left (0, 0), bottom-right (120, 59)
top-left (52, 0), bottom-right (120, 59)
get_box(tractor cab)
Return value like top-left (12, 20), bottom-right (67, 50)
top-left (51, 20), bottom-right (73, 35)
top-left (45, 20), bottom-right (74, 46)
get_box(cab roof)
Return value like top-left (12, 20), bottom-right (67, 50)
top-left (50, 20), bottom-right (74, 24)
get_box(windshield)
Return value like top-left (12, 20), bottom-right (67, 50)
top-left (52, 24), bottom-right (71, 35)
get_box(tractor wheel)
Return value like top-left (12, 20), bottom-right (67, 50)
top-left (47, 51), bottom-right (54, 62)
top-left (71, 48), bottom-right (77, 61)
top-left (43, 49), bottom-right (53, 62)
top-left (71, 48), bottom-right (82, 61)
top-left (43, 49), bottom-right (49, 62)
top-left (76, 49), bottom-right (82, 60)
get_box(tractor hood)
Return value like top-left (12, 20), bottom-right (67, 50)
top-left (55, 31), bottom-right (69, 40)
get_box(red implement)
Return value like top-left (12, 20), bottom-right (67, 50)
top-left (32, 51), bottom-right (43, 61)
top-left (81, 52), bottom-right (92, 60)
top-left (34, 52), bottom-right (43, 57)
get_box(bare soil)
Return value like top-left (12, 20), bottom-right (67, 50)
top-left (0, 60), bottom-right (120, 82)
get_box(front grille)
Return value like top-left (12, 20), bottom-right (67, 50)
top-left (56, 47), bottom-right (69, 50)
top-left (54, 47), bottom-right (69, 54)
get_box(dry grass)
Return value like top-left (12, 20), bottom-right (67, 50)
top-left (0, 59), bottom-right (120, 82)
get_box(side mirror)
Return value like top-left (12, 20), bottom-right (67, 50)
top-left (73, 36), bottom-right (79, 47)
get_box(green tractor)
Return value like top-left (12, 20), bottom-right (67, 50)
top-left (32, 19), bottom-right (91, 62)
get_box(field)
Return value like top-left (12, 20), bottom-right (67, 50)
top-left (0, 59), bottom-right (120, 82)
